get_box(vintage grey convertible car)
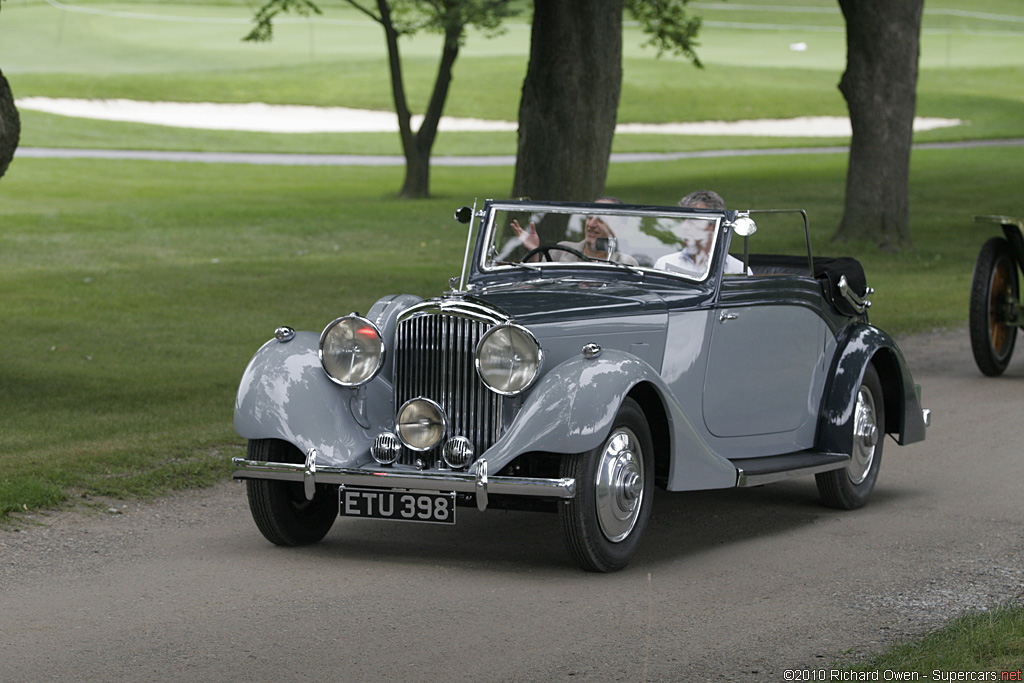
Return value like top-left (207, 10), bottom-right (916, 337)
top-left (232, 200), bottom-right (929, 572)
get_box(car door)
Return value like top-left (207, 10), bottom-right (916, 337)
top-left (702, 276), bottom-right (830, 442)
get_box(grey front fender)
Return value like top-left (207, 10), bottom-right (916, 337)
top-left (817, 324), bottom-right (927, 455)
top-left (233, 331), bottom-right (393, 467)
top-left (481, 349), bottom-right (736, 490)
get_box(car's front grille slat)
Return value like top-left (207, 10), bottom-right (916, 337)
top-left (394, 311), bottom-right (501, 467)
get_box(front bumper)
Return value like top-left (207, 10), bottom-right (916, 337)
top-left (232, 454), bottom-right (576, 512)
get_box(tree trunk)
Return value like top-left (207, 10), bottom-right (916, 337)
top-left (512, 0), bottom-right (624, 202)
top-left (833, 0), bottom-right (924, 251)
top-left (0, 68), bottom-right (20, 181)
top-left (377, 0), bottom-right (420, 198)
top-left (401, 26), bottom-right (460, 199)
top-left (376, 0), bottom-right (460, 199)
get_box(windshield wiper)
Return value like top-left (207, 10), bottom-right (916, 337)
top-left (600, 259), bottom-right (646, 277)
top-left (493, 259), bottom-right (541, 272)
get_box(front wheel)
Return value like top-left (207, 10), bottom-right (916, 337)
top-left (245, 439), bottom-right (337, 546)
top-left (560, 398), bottom-right (654, 572)
top-left (969, 237), bottom-right (1019, 376)
top-left (816, 364), bottom-right (884, 510)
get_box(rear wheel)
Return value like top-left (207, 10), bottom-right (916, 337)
top-left (245, 439), bottom-right (337, 546)
top-left (560, 398), bottom-right (654, 572)
top-left (969, 237), bottom-right (1019, 376)
top-left (816, 364), bottom-right (884, 510)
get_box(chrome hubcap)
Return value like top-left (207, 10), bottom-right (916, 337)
top-left (849, 384), bottom-right (878, 485)
top-left (595, 427), bottom-right (645, 543)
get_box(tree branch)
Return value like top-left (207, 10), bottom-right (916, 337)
top-left (416, 24), bottom-right (461, 152)
top-left (625, 0), bottom-right (703, 67)
top-left (244, 0), bottom-right (324, 42)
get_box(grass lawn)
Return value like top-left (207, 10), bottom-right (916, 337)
top-left (0, 159), bottom-right (484, 513)
top-left (2, 145), bottom-right (1020, 517)
top-left (842, 602), bottom-right (1024, 674)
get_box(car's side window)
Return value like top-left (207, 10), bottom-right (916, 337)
top-left (725, 229), bottom-right (751, 276)
top-left (727, 212), bottom-right (813, 278)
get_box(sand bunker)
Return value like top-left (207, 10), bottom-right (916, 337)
top-left (16, 97), bottom-right (963, 137)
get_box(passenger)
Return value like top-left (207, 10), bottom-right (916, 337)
top-left (512, 197), bottom-right (639, 266)
top-left (654, 190), bottom-right (749, 276)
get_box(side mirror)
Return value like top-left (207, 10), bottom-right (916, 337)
top-left (730, 215), bottom-right (757, 237)
top-left (454, 206), bottom-right (473, 224)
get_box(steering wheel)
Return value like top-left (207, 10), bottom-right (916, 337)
top-left (521, 243), bottom-right (593, 263)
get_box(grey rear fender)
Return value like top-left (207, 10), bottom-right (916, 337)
top-left (816, 324), bottom-right (927, 454)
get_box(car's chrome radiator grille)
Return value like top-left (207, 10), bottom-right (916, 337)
top-left (394, 313), bottom-right (502, 467)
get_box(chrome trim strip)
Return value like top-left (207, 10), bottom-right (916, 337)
top-left (736, 459), bottom-right (850, 488)
top-left (397, 297), bottom-right (510, 326)
top-left (232, 457), bottom-right (576, 509)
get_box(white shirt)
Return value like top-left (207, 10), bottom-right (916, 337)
top-left (654, 251), bottom-right (750, 276)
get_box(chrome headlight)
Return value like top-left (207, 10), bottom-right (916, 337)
top-left (319, 315), bottom-right (385, 387)
top-left (475, 323), bottom-right (542, 396)
top-left (396, 398), bottom-right (447, 451)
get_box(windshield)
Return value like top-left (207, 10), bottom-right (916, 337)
top-left (481, 203), bottom-right (725, 282)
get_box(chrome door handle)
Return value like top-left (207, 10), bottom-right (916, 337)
top-left (719, 312), bottom-right (738, 322)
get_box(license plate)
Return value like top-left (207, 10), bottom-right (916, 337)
top-left (339, 487), bottom-right (456, 525)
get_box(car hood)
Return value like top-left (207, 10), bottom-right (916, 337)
top-left (464, 278), bottom-right (680, 326)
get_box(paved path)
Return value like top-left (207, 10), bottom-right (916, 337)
top-left (15, 138), bottom-right (1024, 166)
top-left (2, 328), bottom-right (1023, 682)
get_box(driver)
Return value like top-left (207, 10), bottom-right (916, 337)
top-left (512, 197), bottom-right (639, 266)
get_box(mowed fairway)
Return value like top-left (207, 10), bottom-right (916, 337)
top-left (0, 0), bottom-right (1022, 516)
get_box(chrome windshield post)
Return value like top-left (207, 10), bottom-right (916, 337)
top-left (454, 200), bottom-right (479, 293)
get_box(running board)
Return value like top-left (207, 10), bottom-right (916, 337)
top-left (733, 451), bottom-right (850, 487)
